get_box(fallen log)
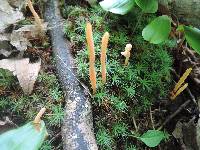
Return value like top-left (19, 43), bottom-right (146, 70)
top-left (44, 0), bottom-right (98, 149)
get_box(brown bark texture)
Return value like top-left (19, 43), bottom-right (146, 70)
top-left (44, 0), bottom-right (98, 149)
top-left (159, 0), bottom-right (200, 27)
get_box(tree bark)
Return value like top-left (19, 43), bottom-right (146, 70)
top-left (159, 0), bottom-right (200, 27)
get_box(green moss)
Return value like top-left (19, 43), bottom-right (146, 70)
top-left (64, 5), bottom-right (173, 149)
top-left (0, 69), bottom-right (16, 89)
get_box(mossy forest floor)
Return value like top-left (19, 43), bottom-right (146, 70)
top-left (0, 0), bottom-right (199, 150)
top-left (62, 1), bottom-right (178, 150)
top-left (0, 2), bottom-right (65, 149)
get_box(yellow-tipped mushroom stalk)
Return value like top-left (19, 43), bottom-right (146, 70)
top-left (121, 44), bottom-right (132, 66)
top-left (101, 32), bottom-right (109, 84)
top-left (170, 68), bottom-right (192, 100)
top-left (86, 22), bottom-right (96, 94)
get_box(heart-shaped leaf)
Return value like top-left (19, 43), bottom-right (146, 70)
top-left (135, 0), bottom-right (158, 13)
top-left (142, 15), bottom-right (171, 44)
top-left (99, 0), bottom-right (135, 15)
top-left (139, 130), bottom-right (169, 147)
top-left (183, 26), bottom-right (200, 55)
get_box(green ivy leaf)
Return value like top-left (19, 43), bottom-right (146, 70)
top-left (0, 121), bottom-right (47, 150)
top-left (183, 26), bottom-right (200, 54)
top-left (139, 130), bottom-right (169, 147)
top-left (142, 15), bottom-right (171, 44)
top-left (135, 0), bottom-right (158, 13)
top-left (99, 0), bottom-right (135, 15)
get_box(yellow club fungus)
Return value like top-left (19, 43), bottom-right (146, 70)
top-left (33, 107), bottom-right (46, 131)
top-left (173, 68), bottom-right (192, 93)
top-left (34, 107), bottom-right (46, 124)
top-left (27, 0), bottom-right (43, 32)
top-left (101, 32), bottom-right (110, 84)
top-left (121, 44), bottom-right (132, 66)
top-left (171, 83), bottom-right (188, 100)
top-left (170, 68), bottom-right (192, 100)
top-left (86, 22), bottom-right (96, 94)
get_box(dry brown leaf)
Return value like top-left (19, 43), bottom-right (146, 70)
top-left (0, 0), bottom-right (24, 32)
top-left (0, 58), bottom-right (41, 94)
top-left (14, 24), bottom-right (48, 39)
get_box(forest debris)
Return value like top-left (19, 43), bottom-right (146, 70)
top-left (181, 118), bottom-right (200, 150)
top-left (0, 117), bottom-right (17, 134)
top-left (10, 29), bottom-right (30, 51)
top-left (0, 0), bottom-right (24, 32)
top-left (172, 121), bottom-right (183, 139)
top-left (183, 47), bottom-right (200, 86)
top-left (0, 24), bottom-right (47, 57)
top-left (121, 44), bottom-right (132, 66)
top-left (86, 22), bottom-right (96, 94)
top-left (0, 41), bottom-right (14, 57)
top-left (16, 24), bottom-right (48, 39)
top-left (85, 0), bottom-right (97, 6)
top-left (100, 32), bottom-right (109, 84)
top-left (8, 0), bottom-right (27, 9)
top-left (158, 99), bottom-right (190, 130)
top-left (0, 58), bottom-right (41, 94)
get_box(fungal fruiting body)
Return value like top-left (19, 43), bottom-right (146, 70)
top-left (170, 83), bottom-right (188, 100)
top-left (121, 44), bottom-right (132, 66)
top-left (101, 32), bottom-right (110, 84)
top-left (170, 68), bottom-right (192, 100)
top-left (27, 0), bottom-right (43, 31)
top-left (33, 107), bottom-right (46, 131)
top-left (86, 22), bottom-right (96, 94)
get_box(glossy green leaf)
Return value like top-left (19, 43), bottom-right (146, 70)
top-left (142, 15), bottom-right (171, 44)
top-left (139, 130), bottom-right (168, 147)
top-left (135, 0), bottom-right (158, 13)
top-left (183, 26), bottom-right (200, 54)
top-left (0, 121), bottom-right (47, 150)
top-left (99, 0), bottom-right (135, 15)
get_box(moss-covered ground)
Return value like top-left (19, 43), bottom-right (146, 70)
top-left (62, 4), bottom-right (175, 149)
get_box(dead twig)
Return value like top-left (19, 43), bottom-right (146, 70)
top-left (132, 116), bottom-right (138, 132)
top-left (157, 99), bottom-right (190, 130)
top-left (150, 107), bottom-right (155, 129)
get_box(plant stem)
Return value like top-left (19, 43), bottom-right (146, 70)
top-left (132, 12), bottom-right (143, 34)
